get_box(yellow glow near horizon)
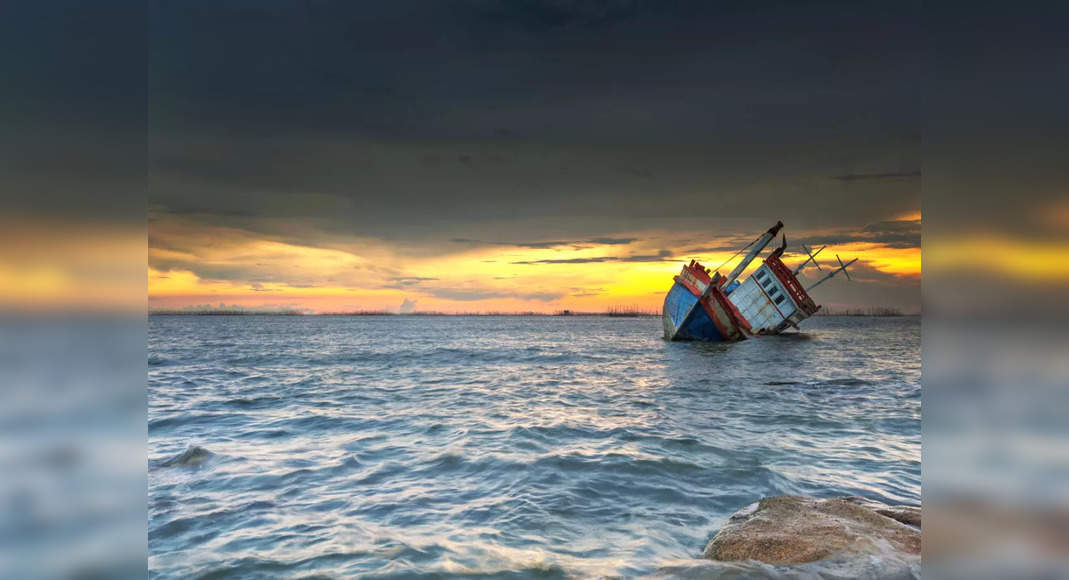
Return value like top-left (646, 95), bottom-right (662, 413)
top-left (0, 220), bottom-right (145, 311)
top-left (146, 212), bottom-right (923, 313)
top-left (148, 236), bottom-right (920, 312)
top-left (815, 242), bottom-right (921, 278)
top-left (926, 236), bottom-right (1069, 281)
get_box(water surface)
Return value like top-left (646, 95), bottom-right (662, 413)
top-left (148, 315), bottom-right (920, 578)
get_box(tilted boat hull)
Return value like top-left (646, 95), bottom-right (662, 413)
top-left (662, 262), bottom-right (750, 342)
top-left (662, 222), bottom-right (841, 342)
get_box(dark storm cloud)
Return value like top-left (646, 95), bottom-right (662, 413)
top-left (681, 235), bottom-right (757, 255)
top-left (389, 276), bottom-right (439, 284)
top-left (683, 244), bottom-right (744, 254)
top-left (513, 249), bottom-right (672, 264)
top-left (570, 286), bottom-right (606, 297)
top-left (423, 287), bottom-right (565, 302)
top-left (3, 1), bottom-right (145, 221)
top-left (832, 171), bottom-right (922, 182)
top-left (794, 219), bottom-right (921, 250)
top-left (587, 237), bottom-right (637, 245)
top-left (149, 1), bottom-right (923, 139)
top-left (451, 237), bottom-right (637, 248)
top-left (381, 276), bottom-right (440, 289)
top-left (791, 260), bottom-right (917, 312)
top-left (149, 0), bottom-right (928, 242)
top-left (863, 220), bottom-right (922, 236)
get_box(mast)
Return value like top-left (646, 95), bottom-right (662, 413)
top-left (723, 221), bottom-right (784, 286)
top-left (793, 244), bottom-right (825, 275)
top-left (805, 254), bottom-right (857, 291)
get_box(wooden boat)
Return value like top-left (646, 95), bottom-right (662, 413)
top-left (662, 221), bottom-right (855, 341)
top-left (662, 261), bottom-right (752, 341)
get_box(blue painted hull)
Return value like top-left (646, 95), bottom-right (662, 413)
top-left (662, 282), bottom-right (728, 341)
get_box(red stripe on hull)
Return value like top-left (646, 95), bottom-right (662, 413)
top-left (702, 284), bottom-right (750, 340)
top-left (675, 260), bottom-right (751, 340)
top-left (700, 295), bottom-right (732, 338)
top-left (765, 255), bottom-right (819, 316)
top-left (674, 275), bottom-right (703, 297)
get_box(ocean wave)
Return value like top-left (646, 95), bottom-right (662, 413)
top-left (225, 395), bottom-right (284, 409)
top-left (148, 315), bottom-right (920, 578)
top-left (149, 412), bottom-right (241, 432)
top-left (154, 445), bottom-right (215, 468)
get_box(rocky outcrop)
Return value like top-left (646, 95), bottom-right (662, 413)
top-left (842, 495), bottom-right (921, 528)
top-left (704, 495), bottom-right (920, 565)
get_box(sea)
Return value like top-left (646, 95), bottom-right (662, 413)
top-left (148, 315), bottom-right (920, 578)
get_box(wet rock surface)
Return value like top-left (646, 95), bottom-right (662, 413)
top-left (704, 495), bottom-right (921, 566)
top-left (843, 495), bottom-right (921, 528)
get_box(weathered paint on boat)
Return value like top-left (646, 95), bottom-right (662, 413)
top-left (662, 261), bottom-right (751, 342)
top-left (727, 248), bottom-right (820, 334)
top-left (662, 220), bottom-right (849, 342)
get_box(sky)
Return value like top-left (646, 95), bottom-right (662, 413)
top-left (146, 1), bottom-right (923, 314)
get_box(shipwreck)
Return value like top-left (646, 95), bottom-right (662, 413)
top-left (662, 221), bottom-right (856, 341)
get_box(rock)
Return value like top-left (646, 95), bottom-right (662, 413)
top-left (703, 495), bottom-right (921, 565)
top-left (842, 495), bottom-right (921, 528)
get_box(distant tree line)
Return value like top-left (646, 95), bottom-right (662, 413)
top-left (814, 306), bottom-right (905, 316)
top-left (151, 307), bottom-right (660, 316)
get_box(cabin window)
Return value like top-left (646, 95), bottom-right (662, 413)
top-left (774, 294), bottom-right (786, 305)
top-left (755, 270), bottom-right (768, 282)
top-left (761, 277), bottom-right (773, 290)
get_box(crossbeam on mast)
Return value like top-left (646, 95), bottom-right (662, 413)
top-left (805, 255), bottom-right (857, 292)
top-left (793, 244), bottom-right (825, 275)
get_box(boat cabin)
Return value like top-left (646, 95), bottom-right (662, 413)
top-left (727, 251), bottom-right (819, 334)
top-left (661, 220), bottom-right (849, 342)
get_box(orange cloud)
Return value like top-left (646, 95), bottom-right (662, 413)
top-left (807, 242), bottom-right (921, 278)
top-left (149, 218), bottom-right (921, 313)
top-left (926, 236), bottom-right (1069, 282)
top-left (1, 219), bottom-right (145, 312)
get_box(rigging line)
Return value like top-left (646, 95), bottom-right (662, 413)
top-left (711, 236), bottom-right (758, 273)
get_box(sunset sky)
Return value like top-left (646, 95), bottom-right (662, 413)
top-left (147, 2), bottom-right (922, 314)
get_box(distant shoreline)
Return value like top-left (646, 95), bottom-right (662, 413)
top-left (148, 310), bottom-right (915, 317)
top-left (147, 310), bottom-right (661, 317)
